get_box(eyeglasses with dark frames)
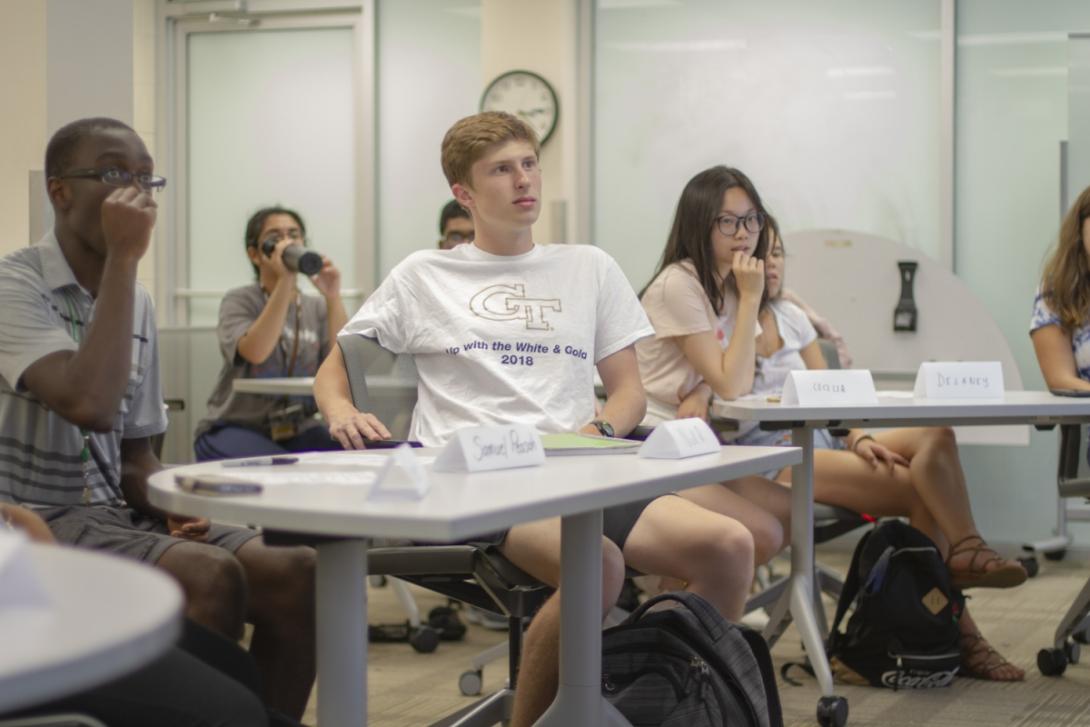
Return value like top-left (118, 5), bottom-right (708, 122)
top-left (716, 212), bottom-right (764, 237)
top-left (55, 167), bottom-right (167, 193)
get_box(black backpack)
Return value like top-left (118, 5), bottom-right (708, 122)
top-left (601, 591), bottom-right (784, 727)
top-left (824, 520), bottom-right (964, 689)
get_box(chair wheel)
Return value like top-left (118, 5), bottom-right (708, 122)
top-left (1074, 629), bottom-right (1090, 645)
top-left (1037, 647), bottom-right (1068, 676)
top-left (409, 626), bottom-right (440, 653)
top-left (1045, 549), bottom-right (1067, 562)
top-left (1018, 556), bottom-right (1039, 578)
top-left (459, 669), bottom-right (483, 696)
top-left (1066, 640), bottom-right (1081, 665)
top-left (816, 695), bottom-right (848, 727)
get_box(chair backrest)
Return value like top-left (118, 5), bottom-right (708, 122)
top-left (337, 335), bottom-right (418, 440)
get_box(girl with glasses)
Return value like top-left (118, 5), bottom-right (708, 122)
top-left (637, 165), bottom-right (1026, 682)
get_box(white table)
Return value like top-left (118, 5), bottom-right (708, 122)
top-left (0, 543), bottom-right (183, 714)
top-left (713, 390), bottom-right (1090, 719)
top-left (148, 445), bottom-right (800, 727)
top-left (233, 375), bottom-right (415, 397)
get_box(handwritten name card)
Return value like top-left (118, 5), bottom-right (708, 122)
top-left (781, 370), bottom-right (879, 406)
top-left (639, 418), bottom-right (721, 459)
top-left (433, 424), bottom-right (545, 473)
top-left (913, 361), bottom-right (1003, 400)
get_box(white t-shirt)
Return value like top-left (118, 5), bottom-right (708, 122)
top-left (341, 243), bottom-right (654, 446)
top-left (752, 299), bottom-right (818, 396)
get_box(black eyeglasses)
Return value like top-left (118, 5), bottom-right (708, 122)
top-left (55, 167), bottom-right (167, 193)
top-left (716, 212), bottom-right (764, 237)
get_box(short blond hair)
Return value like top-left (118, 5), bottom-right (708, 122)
top-left (440, 111), bottom-right (540, 187)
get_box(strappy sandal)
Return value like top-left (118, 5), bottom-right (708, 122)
top-left (946, 534), bottom-right (1028, 589)
top-left (960, 629), bottom-right (1024, 681)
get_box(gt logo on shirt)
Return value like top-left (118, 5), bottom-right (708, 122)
top-left (469, 283), bottom-right (562, 331)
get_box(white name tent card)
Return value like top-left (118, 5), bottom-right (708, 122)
top-left (0, 530), bottom-right (51, 611)
top-left (913, 361), bottom-right (1004, 400)
top-left (368, 444), bottom-right (431, 500)
top-left (781, 370), bottom-right (879, 406)
top-left (432, 424), bottom-right (545, 473)
top-left (639, 418), bottom-right (721, 459)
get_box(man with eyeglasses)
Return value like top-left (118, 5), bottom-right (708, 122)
top-left (437, 198), bottom-right (474, 250)
top-left (0, 118), bottom-right (316, 721)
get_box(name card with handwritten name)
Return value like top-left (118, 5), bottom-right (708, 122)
top-left (781, 369), bottom-right (879, 406)
top-left (913, 361), bottom-right (1003, 400)
top-left (433, 424), bottom-right (545, 473)
top-left (368, 444), bottom-right (432, 500)
top-left (639, 418), bottom-right (721, 459)
top-left (0, 530), bottom-right (51, 611)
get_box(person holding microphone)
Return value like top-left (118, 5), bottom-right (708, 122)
top-left (194, 206), bottom-right (347, 460)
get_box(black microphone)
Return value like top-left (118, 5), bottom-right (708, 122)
top-left (261, 237), bottom-right (323, 276)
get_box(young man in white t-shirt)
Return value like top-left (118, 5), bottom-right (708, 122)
top-left (314, 111), bottom-right (757, 726)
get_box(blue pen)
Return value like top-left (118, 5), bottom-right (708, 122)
top-left (222, 456), bottom-right (299, 468)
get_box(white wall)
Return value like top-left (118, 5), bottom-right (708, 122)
top-left (0, 1), bottom-right (46, 255)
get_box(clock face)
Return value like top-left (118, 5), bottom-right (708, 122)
top-left (480, 70), bottom-right (559, 145)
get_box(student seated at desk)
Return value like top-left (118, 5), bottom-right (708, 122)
top-left (636, 165), bottom-right (1027, 681)
top-left (194, 205), bottom-right (347, 460)
top-left (0, 119), bottom-right (316, 719)
top-left (315, 112), bottom-right (761, 727)
top-left (0, 503), bottom-right (303, 727)
top-left (438, 198), bottom-right (474, 250)
top-left (1031, 184), bottom-right (1090, 400)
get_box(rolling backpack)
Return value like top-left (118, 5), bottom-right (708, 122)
top-left (823, 520), bottom-right (964, 689)
top-left (601, 591), bottom-right (784, 727)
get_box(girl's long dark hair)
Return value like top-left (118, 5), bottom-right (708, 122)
top-left (641, 166), bottom-right (773, 314)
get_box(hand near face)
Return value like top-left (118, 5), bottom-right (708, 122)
top-left (309, 256), bottom-right (341, 299)
top-left (100, 186), bottom-right (157, 263)
top-left (259, 237), bottom-right (294, 282)
top-left (732, 251), bottom-right (765, 301)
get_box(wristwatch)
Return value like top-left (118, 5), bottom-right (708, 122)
top-left (591, 419), bottom-right (615, 438)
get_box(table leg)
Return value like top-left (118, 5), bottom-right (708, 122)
top-left (536, 510), bottom-right (632, 727)
top-left (788, 427), bottom-right (835, 697)
top-left (317, 539), bottom-right (368, 727)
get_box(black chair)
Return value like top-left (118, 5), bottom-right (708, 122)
top-left (1037, 423), bottom-right (1090, 676)
top-left (337, 335), bottom-right (552, 726)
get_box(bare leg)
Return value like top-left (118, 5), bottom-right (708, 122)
top-left (501, 518), bottom-right (626, 727)
top-left (959, 606), bottom-right (1024, 681)
top-left (779, 449), bottom-right (946, 553)
top-left (234, 540), bottom-right (316, 720)
top-left (623, 496), bottom-right (755, 621)
top-left (843, 428), bottom-right (1024, 585)
top-left (679, 476), bottom-right (791, 564)
top-left (156, 541), bottom-right (248, 640)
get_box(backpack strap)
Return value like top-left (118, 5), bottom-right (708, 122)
top-left (625, 591), bottom-right (726, 642)
top-left (829, 526), bottom-right (874, 635)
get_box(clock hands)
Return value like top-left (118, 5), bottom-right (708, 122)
top-left (516, 108), bottom-right (550, 119)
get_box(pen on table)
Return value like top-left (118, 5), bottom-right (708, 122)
top-left (222, 456), bottom-right (299, 468)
